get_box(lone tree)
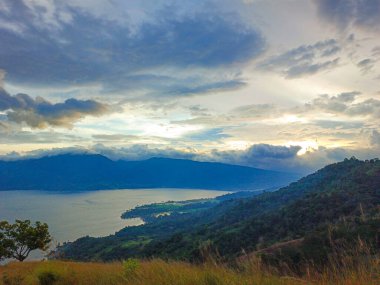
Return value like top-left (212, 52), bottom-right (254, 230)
top-left (0, 222), bottom-right (13, 261)
top-left (0, 220), bottom-right (51, 262)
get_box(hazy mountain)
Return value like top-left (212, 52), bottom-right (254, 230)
top-left (0, 154), bottom-right (299, 191)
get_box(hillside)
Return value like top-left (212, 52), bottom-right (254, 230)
top-left (0, 154), bottom-right (298, 191)
top-left (58, 157), bottom-right (380, 266)
top-left (143, 158), bottom-right (380, 265)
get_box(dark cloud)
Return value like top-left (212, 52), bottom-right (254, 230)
top-left (315, 0), bottom-right (380, 32)
top-left (305, 91), bottom-right (360, 113)
top-left (92, 144), bottom-right (198, 162)
top-left (357, 58), bottom-right (375, 73)
top-left (246, 144), bottom-right (301, 159)
top-left (0, 0), bottom-right (265, 95)
top-left (0, 146), bottom-right (90, 161)
top-left (0, 151), bottom-right (21, 160)
top-left (257, 39), bottom-right (340, 78)
top-left (213, 144), bottom-right (380, 173)
top-left (205, 144), bottom-right (308, 173)
top-left (285, 58), bottom-right (339, 78)
top-left (347, 98), bottom-right (380, 117)
top-left (0, 88), bottom-right (109, 128)
top-left (300, 91), bottom-right (380, 118)
top-left (299, 91), bottom-right (380, 119)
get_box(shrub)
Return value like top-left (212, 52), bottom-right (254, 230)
top-left (37, 270), bottom-right (61, 285)
top-left (123, 258), bottom-right (140, 279)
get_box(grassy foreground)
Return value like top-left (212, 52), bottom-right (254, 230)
top-left (0, 257), bottom-right (378, 285)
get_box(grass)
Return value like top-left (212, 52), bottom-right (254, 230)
top-left (0, 254), bottom-right (378, 285)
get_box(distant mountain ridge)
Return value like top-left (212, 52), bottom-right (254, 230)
top-left (0, 154), bottom-right (299, 191)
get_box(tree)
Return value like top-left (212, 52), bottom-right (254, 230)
top-left (0, 220), bottom-right (51, 262)
top-left (0, 221), bottom-right (13, 261)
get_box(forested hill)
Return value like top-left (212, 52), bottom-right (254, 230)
top-left (0, 154), bottom-right (298, 191)
top-left (143, 157), bottom-right (380, 264)
top-left (58, 158), bottom-right (379, 265)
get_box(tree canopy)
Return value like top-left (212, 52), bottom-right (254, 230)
top-left (0, 220), bottom-right (51, 262)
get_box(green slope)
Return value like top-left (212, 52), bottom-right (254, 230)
top-left (57, 157), bottom-right (380, 266)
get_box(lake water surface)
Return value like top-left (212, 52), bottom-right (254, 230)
top-left (0, 189), bottom-right (228, 260)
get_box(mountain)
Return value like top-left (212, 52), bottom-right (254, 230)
top-left (145, 157), bottom-right (380, 262)
top-left (57, 157), bottom-right (380, 266)
top-left (0, 154), bottom-right (298, 191)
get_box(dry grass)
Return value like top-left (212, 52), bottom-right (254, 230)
top-left (0, 259), bottom-right (300, 285)
top-left (0, 254), bottom-right (378, 285)
top-left (0, 261), bottom-right (124, 285)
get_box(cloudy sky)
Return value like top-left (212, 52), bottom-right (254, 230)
top-left (0, 0), bottom-right (379, 173)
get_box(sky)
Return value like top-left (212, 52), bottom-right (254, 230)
top-left (0, 0), bottom-right (379, 173)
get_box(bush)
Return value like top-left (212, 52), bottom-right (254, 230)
top-left (123, 258), bottom-right (140, 279)
top-left (37, 270), bottom-right (61, 285)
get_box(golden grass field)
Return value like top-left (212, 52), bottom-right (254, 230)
top-left (0, 256), bottom-right (378, 285)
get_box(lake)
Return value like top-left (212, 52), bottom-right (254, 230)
top-left (0, 189), bottom-right (228, 260)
